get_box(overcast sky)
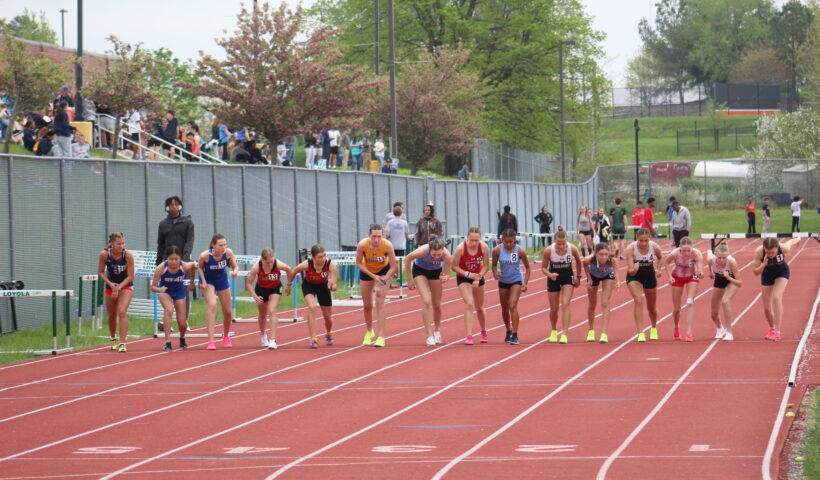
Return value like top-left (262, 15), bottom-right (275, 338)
top-left (0, 0), bottom-right (696, 87)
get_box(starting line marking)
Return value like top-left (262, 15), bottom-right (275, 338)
top-left (74, 446), bottom-right (141, 455)
top-left (689, 444), bottom-right (730, 452)
top-left (223, 447), bottom-right (290, 455)
top-left (516, 445), bottom-right (577, 453)
top-left (372, 445), bottom-right (436, 453)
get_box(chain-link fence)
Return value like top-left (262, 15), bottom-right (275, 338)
top-left (676, 126), bottom-right (758, 156)
top-left (610, 86), bottom-right (708, 119)
top-left (0, 154), bottom-right (598, 330)
top-left (470, 139), bottom-right (560, 182)
top-left (597, 159), bottom-right (819, 212)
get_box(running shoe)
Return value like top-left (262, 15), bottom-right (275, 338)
top-left (374, 337), bottom-right (386, 347)
top-left (363, 331), bottom-right (375, 346)
top-left (325, 333), bottom-right (334, 346)
top-left (673, 328), bottom-right (681, 340)
top-left (714, 327), bottom-right (726, 339)
top-left (110, 338), bottom-right (117, 351)
top-left (764, 328), bottom-right (776, 340)
top-left (599, 333), bottom-right (609, 344)
top-left (504, 330), bottom-right (512, 344)
top-left (309, 338), bottom-right (319, 349)
top-left (510, 333), bottom-right (520, 345)
top-left (722, 332), bottom-right (733, 341)
top-left (268, 339), bottom-right (278, 350)
top-left (261, 335), bottom-right (269, 348)
top-left (433, 330), bottom-right (442, 344)
top-left (559, 334), bottom-right (568, 344)
top-left (770, 331), bottom-right (781, 342)
top-left (480, 330), bottom-right (489, 343)
top-left (163, 342), bottom-right (173, 352)
top-left (223, 335), bottom-right (233, 348)
top-left (549, 330), bottom-right (558, 343)
top-left (179, 337), bottom-right (188, 350)
top-left (637, 332), bottom-right (646, 343)
top-left (685, 333), bottom-right (694, 342)
top-left (465, 335), bottom-right (474, 345)
top-left (649, 327), bottom-right (659, 341)
top-left (426, 335), bottom-right (436, 347)
top-left (586, 329), bottom-right (596, 342)
top-left (117, 343), bottom-right (127, 353)
top-left (207, 341), bottom-right (216, 350)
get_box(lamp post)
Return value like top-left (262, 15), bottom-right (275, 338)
top-left (74, 0), bottom-right (84, 120)
top-left (375, 0), bottom-right (380, 75)
top-left (559, 39), bottom-right (575, 183)
top-left (388, 0), bottom-right (398, 163)
top-left (634, 119), bottom-right (640, 204)
top-left (59, 9), bottom-right (67, 48)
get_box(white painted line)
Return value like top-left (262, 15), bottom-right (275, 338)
top-left (787, 285), bottom-right (820, 387)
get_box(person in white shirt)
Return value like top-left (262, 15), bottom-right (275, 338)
top-left (790, 196), bottom-right (802, 232)
top-left (126, 110), bottom-right (142, 159)
top-left (374, 136), bottom-right (385, 164)
top-left (328, 129), bottom-right (340, 168)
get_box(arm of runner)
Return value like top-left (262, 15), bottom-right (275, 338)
top-left (520, 247), bottom-right (531, 292)
top-left (727, 257), bottom-right (742, 286)
top-left (752, 247), bottom-right (765, 276)
top-left (491, 245), bottom-right (500, 279)
top-left (151, 264), bottom-right (166, 293)
top-left (328, 261), bottom-right (338, 291)
top-left (227, 249), bottom-right (239, 277)
top-left (246, 263), bottom-right (262, 304)
top-left (197, 251), bottom-right (209, 289)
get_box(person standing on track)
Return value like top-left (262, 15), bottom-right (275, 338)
top-left (753, 237), bottom-right (800, 341)
top-left (151, 246), bottom-right (196, 352)
top-left (576, 205), bottom-right (593, 257)
top-left (593, 207), bottom-right (610, 245)
top-left (625, 228), bottom-right (664, 342)
top-left (357, 224), bottom-right (399, 348)
top-left (404, 239), bottom-right (452, 346)
top-left (289, 245), bottom-right (337, 348)
top-left (746, 197), bottom-right (756, 234)
top-left (246, 248), bottom-right (292, 350)
top-left (453, 227), bottom-right (491, 345)
top-left (98, 232), bottom-right (135, 353)
top-left (492, 229), bottom-right (531, 345)
top-left (670, 200), bottom-right (691, 248)
top-left (762, 197), bottom-right (772, 233)
top-left (534, 205), bottom-right (553, 247)
top-left (664, 237), bottom-right (703, 341)
top-left (415, 203), bottom-right (443, 247)
top-left (790, 196), bottom-right (802, 232)
top-left (198, 234), bottom-right (239, 350)
top-left (156, 195), bottom-right (194, 328)
top-left (631, 200), bottom-right (645, 242)
top-left (542, 228), bottom-right (583, 344)
top-left (705, 240), bottom-right (742, 342)
top-left (643, 197), bottom-right (657, 238)
top-left (497, 205), bottom-right (518, 238)
top-left (609, 198), bottom-right (628, 259)
top-left (583, 242), bottom-right (619, 344)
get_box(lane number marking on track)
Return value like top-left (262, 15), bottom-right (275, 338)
top-left (689, 444), bottom-right (730, 452)
top-left (516, 445), bottom-right (577, 453)
top-left (223, 447), bottom-right (290, 455)
top-left (372, 445), bottom-right (436, 453)
top-left (74, 446), bottom-right (141, 455)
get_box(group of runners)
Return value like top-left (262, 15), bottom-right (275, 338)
top-left (97, 217), bottom-right (800, 352)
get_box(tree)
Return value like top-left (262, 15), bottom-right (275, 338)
top-left (0, 23), bottom-right (68, 153)
top-left (638, 0), bottom-right (695, 105)
top-left (797, 1), bottom-right (820, 107)
top-left (4, 9), bottom-right (57, 44)
top-left (187, 2), bottom-right (379, 147)
top-left (146, 48), bottom-right (203, 124)
top-left (728, 46), bottom-right (790, 84)
top-left (625, 48), bottom-right (667, 116)
top-left (369, 47), bottom-right (483, 174)
top-left (82, 36), bottom-right (164, 159)
top-left (770, 0), bottom-right (814, 107)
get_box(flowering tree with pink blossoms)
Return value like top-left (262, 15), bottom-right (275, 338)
top-left (370, 46), bottom-right (483, 175)
top-left (187, 2), bottom-right (379, 145)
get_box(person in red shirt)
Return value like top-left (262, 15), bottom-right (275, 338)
top-left (631, 200), bottom-right (645, 241)
top-left (643, 197), bottom-right (657, 237)
top-left (746, 196), bottom-right (756, 234)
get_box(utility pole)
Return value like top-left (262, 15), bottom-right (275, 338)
top-left (559, 40), bottom-right (575, 183)
top-left (388, 0), bottom-right (398, 163)
top-left (59, 9), bottom-right (68, 48)
top-left (375, 0), bottom-right (380, 75)
top-left (634, 119), bottom-right (641, 204)
top-left (74, 0), bottom-right (84, 120)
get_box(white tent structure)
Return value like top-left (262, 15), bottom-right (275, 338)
top-left (692, 161), bottom-right (750, 180)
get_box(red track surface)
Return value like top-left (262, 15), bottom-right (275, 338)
top-left (0, 238), bottom-right (818, 480)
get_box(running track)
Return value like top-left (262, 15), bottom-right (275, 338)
top-left (0, 238), bottom-right (818, 480)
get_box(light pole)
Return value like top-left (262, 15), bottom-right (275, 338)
top-left (634, 119), bottom-right (640, 204)
top-left (387, 0), bottom-right (398, 164)
top-left (74, 0), bottom-right (84, 120)
top-left (559, 39), bottom-right (575, 183)
top-left (59, 9), bottom-right (67, 48)
top-left (375, 0), bottom-right (380, 75)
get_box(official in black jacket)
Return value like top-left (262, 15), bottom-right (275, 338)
top-left (157, 196), bottom-right (195, 264)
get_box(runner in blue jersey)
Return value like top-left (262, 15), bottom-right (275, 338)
top-left (404, 238), bottom-right (452, 346)
top-left (198, 234), bottom-right (239, 350)
top-left (492, 229), bottom-right (530, 345)
top-left (151, 246), bottom-right (197, 352)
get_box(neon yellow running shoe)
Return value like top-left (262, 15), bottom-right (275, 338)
top-left (549, 330), bottom-right (558, 342)
top-left (559, 334), bottom-right (568, 344)
top-left (586, 329), bottom-right (596, 342)
top-left (362, 331), bottom-right (374, 346)
top-left (637, 332), bottom-right (647, 343)
top-left (373, 336), bottom-right (386, 347)
top-left (117, 343), bottom-right (127, 353)
top-left (110, 338), bottom-right (117, 351)
top-left (599, 333), bottom-right (608, 344)
top-left (649, 327), bottom-right (659, 341)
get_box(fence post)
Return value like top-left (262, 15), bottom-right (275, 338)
top-left (676, 130), bottom-right (679, 156)
top-left (703, 160), bottom-right (708, 207)
top-left (697, 129), bottom-right (701, 153)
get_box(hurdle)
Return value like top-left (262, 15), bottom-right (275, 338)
top-left (231, 272), bottom-right (304, 325)
top-left (701, 232), bottom-right (820, 251)
top-left (77, 275), bottom-right (104, 333)
top-left (0, 290), bottom-right (74, 355)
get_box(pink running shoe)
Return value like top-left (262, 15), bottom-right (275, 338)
top-left (764, 328), bottom-right (776, 340)
top-left (207, 341), bottom-right (216, 350)
top-left (673, 328), bottom-right (681, 340)
top-left (465, 335), bottom-right (474, 345)
top-left (770, 331), bottom-right (781, 342)
top-left (684, 333), bottom-right (694, 342)
top-left (223, 335), bottom-right (233, 348)
top-left (480, 330), bottom-right (488, 343)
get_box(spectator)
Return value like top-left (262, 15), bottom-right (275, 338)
top-left (53, 101), bottom-right (73, 157)
top-left (183, 132), bottom-right (198, 162)
top-left (534, 205), bottom-right (553, 247)
top-left (670, 200), bottom-right (691, 247)
top-left (246, 140), bottom-right (266, 164)
top-left (745, 196), bottom-right (756, 234)
top-left (218, 120), bottom-right (232, 161)
top-left (328, 128), bottom-right (341, 168)
top-left (340, 131), bottom-right (351, 168)
top-left (304, 131), bottom-right (318, 168)
top-left (53, 85), bottom-right (74, 108)
top-left (373, 136), bottom-right (385, 165)
top-left (22, 120), bottom-right (37, 151)
top-left (230, 140), bottom-right (251, 163)
top-left (791, 195), bottom-right (802, 232)
top-left (380, 160), bottom-right (392, 173)
top-left (96, 102), bottom-right (114, 149)
top-left (497, 205), bottom-right (518, 236)
top-left (384, 201), bottom-right (406, 227)
top-left (0, 99), bottom-right (9, 139)
top-left (609, 198), bottom-right (628, 259)
top-left (35, 129), bottom-right (56, 156)
top-left (71, 133), bottom-right (91, 158)
top-left (415, 203), bottom-right (443, 247)
top-left (593, 207), bottom-right (610, 244)
top-left (665, 196), bottom-right (676, 222)
top-left (631, 200), bottom-right (645, 241)
top-left (320, 129), bottom-right (331, 168)
top-left (31, 106), bottom-right (52, 130)
top-left (163, 110), bottom-right (179, 160)
top-left (8, 114), bottom-right (24, 145)
top-left (276, 141), bottom-right (287, 165)
top-left (643, 197), bottom-right (657, 237)
top-left (126, 109), bottom-right (143, 159)
top-left (156, 195), bottom-right (195, 325)
top-left (762, 197), bottom-right (771, 233)
top-left (350, 135), bottom-right (363, 170)
top-left (285, 135), bottom-right (296, 165)
top-left (458, 164), bottom-right (471, 181)
top-left (385, 206), bottom-right (411, 256)
top-left (146, 115), bottom-right (164, 160)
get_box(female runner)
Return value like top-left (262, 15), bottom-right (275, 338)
top-left (576, 206), bottom-right (593, 257)
top-left (625, 228), bottom-right (664, 342)
top-left (583, 242), bottom-right (619, 343)
top-left (404, 238), bottom-right (452, 346)
top-left (452, 227), bottom-right (491, 345)
top-left (753, 237), bottom-right (800, 341)
top-left (198, 234), bottom-right (239, 350)
top-left (289, 244), bottom-right (338, 348)
top-left (664, 237), bottom-right (704, 341)
top-left (356, 224), bottom-right (398, 348)
top-left (98, 232), bottom-right (135, 352)
top-left (151, 246), bottom-right (196, 352)
top-left (705, 240), bottom-right (742, 341)
top-left (542, 228), bottom-right (583, 344)
top-left (492, 228), bottom-right (530, 345)
top-left (246, 248), bottom-right (292, 350)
